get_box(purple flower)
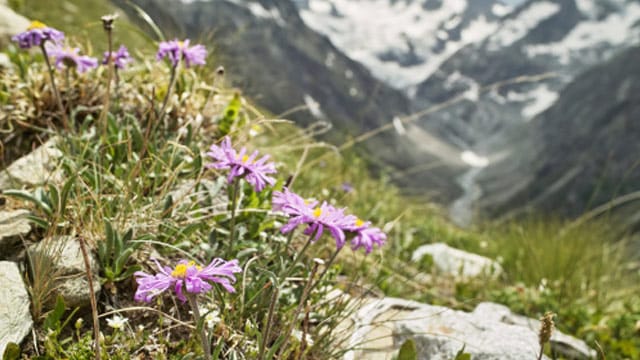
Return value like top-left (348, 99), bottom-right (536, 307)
top-left (156, 39), bottom-right (207, 68)
top-left (134, 258), bottom-right (241, 303)
top-left (273, 187), bottom-right (317, 215)
top-left (346, 219), bottom-right (386, 254)
top-left (46, 44), bottom-right (98, 73)
top-left (341, 182), bottom-right (354, 193)
top-left (206, 136), bottom-right (277, 192)
top-left (12, 20), bottom-right (64, 49)
top-left (102, 45), bottom-right (133, 69)
top-left (273, 188), bottom-right (356, 248)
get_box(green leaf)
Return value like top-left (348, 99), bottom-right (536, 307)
top-left (114, 265), bottom-right (141, 282)
top-left (26, 215), bottom-right (50, 230)
top-left (59, 175), bottom-right (75, 213)
top-left (2, 342), bottom-right (20, 360)
top-left (397, 339), bottom-right (417, 360)
top-left (454, 345), bottom-right (472, 360)
top-left (47, 184), bottom-right (59, 212)
top-left (115, 247), bottom-right (134, 275)
top-left (218, 93), bottom-right (242, 136)
top-left (122, 228), bottom-right (134, 245)
top-left (105, 220), bottom-right (115, 261)
top-left (43, 295), bottom-right (66, 331)
top-left (265, 334), bottom-right (287, 360)
top-left (4, 190), bottom-right (52, 216)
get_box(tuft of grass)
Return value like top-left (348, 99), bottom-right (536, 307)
top-left (483, 217), bottom-right (635, 308)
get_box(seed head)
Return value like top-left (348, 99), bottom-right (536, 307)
top-left (538, 311), bottom-right (556, 347)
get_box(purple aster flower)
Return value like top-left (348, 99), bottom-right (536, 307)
top-left (206, 136), bottom-right (277, 192)
top-left (46, 44), bottom-right (98, 73)
top-left (273, 187), bottom-right (317, 215)
top-left (346, 219), bottom-right (386, 254)
top-left (102, 45), bottom-right (133, 69)
top-left (156, 39), bottom-right (207, 68)
top-left (134, 258), bottom-right (241, 303)
top-left (273, 188), bottom-right (356, 248)
top-left (341, 182), bottom-right (354, 193)
top-left (12, 20), bottom-right (64, 49)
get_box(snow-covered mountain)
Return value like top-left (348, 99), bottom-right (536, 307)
top-left (294, 0), bottom-right (513, 91)
top-left (415, 0), bottom-right (640, 145)
top-left (122, 0), bottom-right (640, 221)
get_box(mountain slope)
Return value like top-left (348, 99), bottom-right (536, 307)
top-left (477, 45), bottom-right (640, 219)
top-left (414, 0), bottom-right (640, 147)
top-left (121, 0), bottom-right (468, 199)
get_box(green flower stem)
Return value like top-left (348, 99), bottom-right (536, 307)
top-left (278, 233), bottom-right (314, 287)
top-left (39, 43), bottom-right (69, 130)
top-left (99, 24), bottom-right (114, 134)
top-left (309, 246), bottom-right (344, 293)
top-left (278, 260), bottom-right (321, 358)
top-left (78, 238), bottom-right (101, 360)
top-left (257, 286), bottom-right (279, 360)
top-left (187, 294), bottom-right (212, 360)
top-left (228, 179), bottom-right (240, 253)
top-left (157, 62), bottom-right (178, 127)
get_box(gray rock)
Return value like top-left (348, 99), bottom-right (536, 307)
top-left (28, 236), bottom-right (100, 308)
top-left (0, 137), bottom-right (63, 190)
top-left (340, 297), bottom-right (596, 360)
top-left (0, 209), bottom-right (31, 258)
top-left (411, 242), bottom-right (502, 279)
top-left (0, 261), bottom-right (33, 356)
top-left (342, 297), bottom-right (549, 360)
top-left (473, 302), bottom-right (596, 359)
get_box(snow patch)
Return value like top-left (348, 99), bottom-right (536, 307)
top-left (303, 94), bottom-right (324, 118)
top-left (298, 0), bottom-right (501, 89)
top-left (392, 117), bottom-right (406, 135)
top-left (488, 1), bottom-right (560, 50)
top-left (524, 3), bottom-right (640, 64)
top-left (521, 85), bottom-right (558, 119)
top-left (224, 0), bottom-right (285, 25)
top-left (506, 85), bottom-right (558, 119)
top-left (492, 3), bottom-right (512, 17)
top-left (461, 151), bottom-right (489, 168)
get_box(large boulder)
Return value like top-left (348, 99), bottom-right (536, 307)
top-left (0, 137), bottom-right (63, 190)
top-left (28, 236), bottom-right (100, 308)
top-left (473, 302), bottom-right (596, 359)
top-left (412, 242), bottom-right (502, 279)
top-left (0, 261), bottom-right (33, 356)
top-left (342, 297), bottom-right (595, 360)
top-left (0, 209), bottom-right (31, 258)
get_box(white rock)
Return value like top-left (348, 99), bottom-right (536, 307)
top-left (473, 302), bottom-right (596, 359)
top-left (0, 137), bottom-right (63, 190)
top-left (0, 261), bottom-right (33, 355)
top-left (343, 297), bottom-right (549, 360)
top-left (339, 297), bottom-right (596, 360)
top-left (0, 2), bottom-right (29, 48)
top-left (0, 53), bottom-right (10, 68)
top-left (28, 236), bottom-right (100, 308)
top-left (0, 209), bottom-right (31, 256)
top-left (412, 242), bottom-right (502, 278)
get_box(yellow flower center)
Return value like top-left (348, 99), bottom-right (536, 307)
top-left (313, 208), bottom-right (322, 218)
top-left (355, 219), bottom-right (364, 227)
top-left (28, 20), bottom-right (47, 30)
top-left (171, 261), bottom-right (201, 278)
top-left (241, 154), bottom-right (250, 163)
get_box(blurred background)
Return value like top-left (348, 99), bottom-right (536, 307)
top-left (8, 0), bottom-right (640, 234)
